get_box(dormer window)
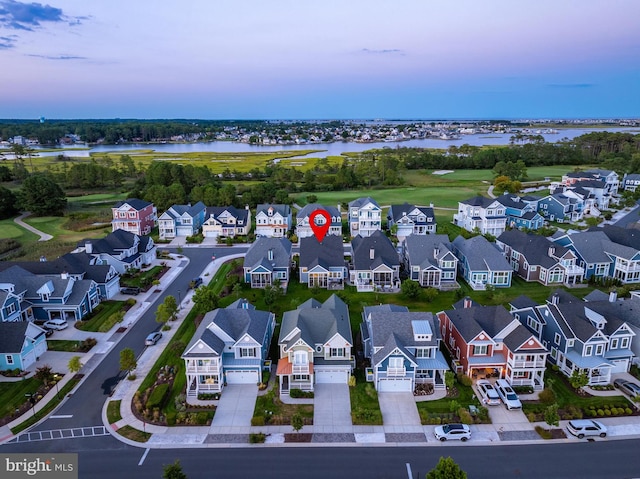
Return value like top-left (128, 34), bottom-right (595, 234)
top-left (41, 293), bottom-right (49, 302)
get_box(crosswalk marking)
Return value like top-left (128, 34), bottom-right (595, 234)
top-left (8, 426), bottom-right (109, 443)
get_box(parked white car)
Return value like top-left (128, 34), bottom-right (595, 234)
top-left (476, 379), bottom-right (501, 406)
top-left (566, 419), bottom-right (607, 439)
top-left (43, 318), bottom-right (68, 330)
top-left (494, 379), bottom-right (522, 410)
top-left (434, 423), bottom-right (471, 442)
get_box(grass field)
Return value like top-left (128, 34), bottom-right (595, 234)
top-left (0, 218), bottom-right (39, 242)
top-left (76, 301), bottom-right (128, 332)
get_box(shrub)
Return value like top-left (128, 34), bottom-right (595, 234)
top-left (249, 433), bottom-right (266, 444)
top-left (597, 409), bottom-right (604, 416)
top-left (625, 408), bottom-right (633, 415)
top-left (196, 412), bottom-right (209, 425)
top-left (162, 324), bottom-right (171, 331)
top-left (535, 425), bottom-right (552, 440)
top-left (251, 416), bottom-right (266, 426)
top-left (527, 412), bottom-right (537, 423)
top-left (538, 388), bottom-right (556, 405)
top-left (456, 373), bottom-right (473, 387)
top-left (166, 412), bottom-right (177, 426)
top-left (146, 383), bottom-right (170, 410)
top-left (604, 409), bottom-right (611, 416)
top-left (289, 388), bottom-right (314, 399)
top-left (458, 408), bottom-right (473, 425)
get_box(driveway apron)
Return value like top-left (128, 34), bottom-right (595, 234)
top-left (378, 392), bottom-right (422, 431)
top-left (313, 384), bottom-right (352, 431)
top-left (209, 385), bottom-right (257, 429)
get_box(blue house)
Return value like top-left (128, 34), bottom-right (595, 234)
top-left (243, 237), bottom-right (292, 288)
top-left (0, 321), bottom-right (48, 371)
top-left (452, 235), bottom-right (512, 290)
top-left (158, 202), bottom-right (207, 240)
top-left (0, 290), bottom-right (22, 322)
top-left (299, 235), bottom-right (347, 289)
top-left (0, 266), bottom-right (100, 322)
top-left (181, 299), bottom-right (275, 398)
top-left (495, 194), bottom-right (544, 230)
top-left (538, 193), bottom-right (584, 223)
top-left (551, 230), bottom-right (614, 281)
top-left (361, 304), bottom-right (448, 392)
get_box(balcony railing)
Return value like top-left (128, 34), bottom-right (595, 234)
top-left (510, 360), bottom-right (546, 369)
top-left (186, 365), bottom-right (220, 374)
top-left (292, 364), bottom-right (309, 374)
top-left (386, 368), bottom-right (406, 377)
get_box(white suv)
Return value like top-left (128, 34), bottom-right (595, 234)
top-left (476, 379), bottom-right (501, 406)
top-left (567, 419), bottom-right (607, 439)
top-left (434, 423), bottom-right (471, 442)
top-left (43, 318), bottom-right (69, 330)
top-left (494, 379), bottom-right (522, 410)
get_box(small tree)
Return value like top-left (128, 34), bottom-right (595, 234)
top-left (263, 283), bottom-right (283, 306)
top-left (163, 459), bottom-right (188, 479)
top-left (119, 348), bottom-right (137, 378)
top-left (569, 369), bottom-right (589, 390)
top-left (401, 279), bottom-right (421, 299)
top-left (156, 295), bottom-right (179, 324)
top-left (423, 287), bottom-right (439, 303)
top-left (444, 371), bottom-right (455, 390)
top-left (192, 286), bottom-right (219, 313)
top-left (68, 356), bottom-right (83, 374)
top-left (291, 413), bottom-right (304, 433)
top-left (426, 456), bottom-right (467, 479)
top-left (35, 365), bottom-right (54, 386)
top-left (544, 404), bottom-right (560, 430)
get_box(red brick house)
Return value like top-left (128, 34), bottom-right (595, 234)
top-left (437, 299), bottom-right (547, 390)
top-left (111, 198), bottom-right (157, 236)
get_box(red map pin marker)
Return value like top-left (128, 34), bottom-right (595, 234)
top-left (309, 209), bottom-right (331, 242)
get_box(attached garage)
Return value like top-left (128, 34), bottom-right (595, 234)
top-left (377, 378), bottom-right (412, 392)
top-left (609, 359), bottom-right (629, 374)
top-left (315, 369), bottom-right (349, 384)
top-left (176, 226), bottom-right (192, 236)
top-left (225, 370), bottom-right (259, 384)
top-left (22, 350), bottom-right (36, 370)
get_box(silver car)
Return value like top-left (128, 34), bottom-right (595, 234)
top-left (567, 419), bottom-right (607, 439)
top-left (613, 378), bottom-right (640, 398)
top-left (476, 379), bottom-right (501, 406)
top-left (494, 379), bottom-right (522, 410)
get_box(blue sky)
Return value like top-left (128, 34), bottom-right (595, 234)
top-left (1, 0), bottom-right (639, 119)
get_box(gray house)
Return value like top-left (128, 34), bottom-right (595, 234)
top-left (243, 237), bottom-right (292, 289)
top-left (402, 234), bottom-right (458, 289)
top-left (452, 235), bottom-right (512, 290)
top-left (299, 235), bottom-right (346, 289)
top-left (349, 231), bottom-right (400, 292)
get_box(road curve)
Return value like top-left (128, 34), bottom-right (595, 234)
top-left (14, 212), bottom-right (53, 241)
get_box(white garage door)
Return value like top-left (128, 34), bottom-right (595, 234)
top-left (22, 351), bottom-right (36, 370)
top-left (378, 378), bottom-right (412, 392)
top-left (204, 230), bottom-right (219, 238)
top-left (610, 359), bottom-right (629, 374)
top-left (315, 369), bottom-right (348, 384)
top-left (34, 341), bottom-right (47, 358)
top-left (176, 226), bottom-right (192, 236)
top-left (225, 370), bottom-right (259, 384)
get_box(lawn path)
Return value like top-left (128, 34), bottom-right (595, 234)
top-left (14, 212), bottom-right (53, 241)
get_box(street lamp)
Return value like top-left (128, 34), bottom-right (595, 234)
top-left (177, 290), bottom-right (182, 310)
top-left (53, 374), bottom-right (60, 400)
top-left (25, 393), bottom-right (36, 417)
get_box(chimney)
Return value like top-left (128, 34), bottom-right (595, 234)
top-left (463, 297), bottom-right (472, 309)
top-left (434, 247), bottom-right (440, 258)
top-left (370, 248), bottom-right (375, 260)
top-left (245, 205), bottom-right (250, 210)
top-left (429, 202), bottom-right (434, 208)
top-left (548, 246), bottom-right (555, 257)
top-left (85, 241), bottom-right (93, 254)
top-left (609, 290), bottom-right (618, 303)
top-left (61, 271), bottom-right (68, 280)
top-left (268, 248), bottom-right (274, 261)
top-left (551, 293), bottom-right (559, 305)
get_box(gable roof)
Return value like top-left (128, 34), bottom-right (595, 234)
top-left (495, 194), bottom-right (530, 210)
top-left (0, 252), bottom-right (112, 284)
top-left (503, 324), bottom-right (546, 352)
top-left (556, 230), bottom-right (611, 264)
top-left (388, 203), bottom-right (434, 222)
top-left (205, 206), bottom-right (249, 224)
top-left (0, 321), bottom-right (29, 353)
top-left (452, 235), bottom-right (511, 272)
top-left (599, 225), bottom-right (640, 250)
top-left (79, 229), bottom-right (139, 255)
top-left (299, 235), bottom-right (344, 270)
top-left (497, 230), bottom-right (569, 268)
top-left (256, 204), bottom-right (291, 217)
top-left (351, 231), bottom-right (399, 270)
top-left (348, 197), bottom-right (380, 209)
top-left (459, 196), bottom-right (499, 208)
top-left (162, 202), bottom-right (206, 219)
top-left (403, 234), bottom-right (455, 269)
top-left (443, 304), bottom-right (515, 343)
top-left (279, 294), bottom-right (352, 348)
top-left (545, 290), bottom-right (616, 341)
top-left (297, 203), bottom-right (341, 226)
top-left (243, 237), bottom-right (292, 271)
top-left (113, 198), bottom-right (152, 210)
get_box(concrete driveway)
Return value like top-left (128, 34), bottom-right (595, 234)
top-left (378, 392), bottom-right (422, 430)
top-left (313, 384), bottom-right (352, 430)
top-left (210, 385), bottom-right (257, 429)
top-left (487, 404), bottom-right (534, 432)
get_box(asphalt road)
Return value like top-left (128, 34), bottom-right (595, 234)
top-left (29, 246), bottom-right (247, 430)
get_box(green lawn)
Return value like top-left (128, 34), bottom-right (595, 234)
top-left (107, 400), bottom-right (122, 424)
top-left (76, 300), bottom-right (128, 332)
top-left (120, 266), bottom-right (164, 289)
top-left (350, 371), bottom-right (383, 425)
top-left (0, 218), bottom-right (39, 242)
top-left (46, 340), bottom-right (83, 352)
top-left (252, 388), bottom-right (313, 426)
top-left (0, 378), bottom-right (43, 420)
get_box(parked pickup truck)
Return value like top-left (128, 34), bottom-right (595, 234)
top-left (120, 286), bottom-right (141, 295)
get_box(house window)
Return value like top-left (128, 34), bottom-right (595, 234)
top-left (551, 347), bottom-right (557, 359)
top-left (442, 261), bottom-right (455, 269)
top-left (585, 345), bottom-right (592, 356)
top-left (240, 347), bottom-right (256, 358)
top-left (128, 212), bottom-right (136, 218)
top-left (293, 350), bottom-right (307, 365)
top-left (41, 293), bottom-right (49, 302)
top-left (621, 338), bottom-right (630, 348)
top-left (554, 333), bottom-right (561, 345)
top-left (473, 345), bottom-right (488, 355)
top-left (456, 347), bottom-right (460, 359)
top-left (415, 348), bottom-right (432, 358)
top-left (293, 374), bottom-right (309, 381)
top-left (330, 348), bottom-right (344, 358)
top-left (596, 344), bottom-right (603, 355)
top-left (6, 355), bottom-right (13, 365)
top-left (6, 303), bottom-right (16, 315)
top-left (389, 357), bottom-right (403, 369)
top-left (611, 338), bottom-right (619, 349)
top-left (119, 212), bottom-right (126, 218)
top-left (442, 271), bottom-right (455, 280)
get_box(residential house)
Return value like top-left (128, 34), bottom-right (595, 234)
top-left (243, 237), bottom-right (292, 289)
top-left (255, 204), bottom-right (292, 238)
top-left (596, 226), bottom-right (640, 284)
top-left (276, 295), bottom-right (353, 394)
top-left (0, 266), bottom-right (100, 322)
top-left (512, 290), bottom-right (635, 385)
top-left (451, 235), bottom-right (512, 290)
top-left (551, 182), bottom-right (609, 213)
top-left (295, 203), bottom-right (342, 239)
top-left (361, 304), bottom-right (449, 392)
top-left (0, 321), bottom-right (48, 371)
top-left (348, 197), bottom-right (382, 237)
top-left (75, 229), bottom-right (156, 275)
top-left (622, 173), bottom-right (640, 192)
top-left (496, 230), bottom-right (584, 286)
top-left (550, 230), bottom-right (616, 282)
top-left (453, 196), bottom-right (507, 236)
top-left (387, 203), bottom-right (435, 239)
top-left (158, 202), bottom-right (206, 240)
top-left (402, 234), bottom-right (458, 289)
top-left (537, 192), bottom-right (585, 223)
top-left (561, 169), bottom-right (619, 197)
top-left (495, 194), bottom-right (544, 230)
top-left (202, 206), bottom-right (251, 238)
top-left (0, 290), bottom-right (22, 322)
top-left (438, 300), bottom-right (547, 390)
top-left (182, 299), bottom-right (275, 397)
top-left (349, 231), bottom-right (400, 292)
top-left (299, 235), bottom-right (346, 289)
top-left (111, 198), bottom-right (156, 236)
top-left (0, 253), bottom-right (120, 300)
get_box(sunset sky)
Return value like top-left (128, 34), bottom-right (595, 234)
top-left (1, 0), bottom-right (639, 119)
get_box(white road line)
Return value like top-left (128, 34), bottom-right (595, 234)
top-left (406, 462), bottom-right (412, 479)
top-left (138, 448), bottom-right (150, 466)
top-left (49, 415), bottom-right (73, 419)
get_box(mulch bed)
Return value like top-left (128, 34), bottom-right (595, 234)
top-left (284, 433), bottom-right (313, 443)
top-left (549, 428), bottom-right (567, 439)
